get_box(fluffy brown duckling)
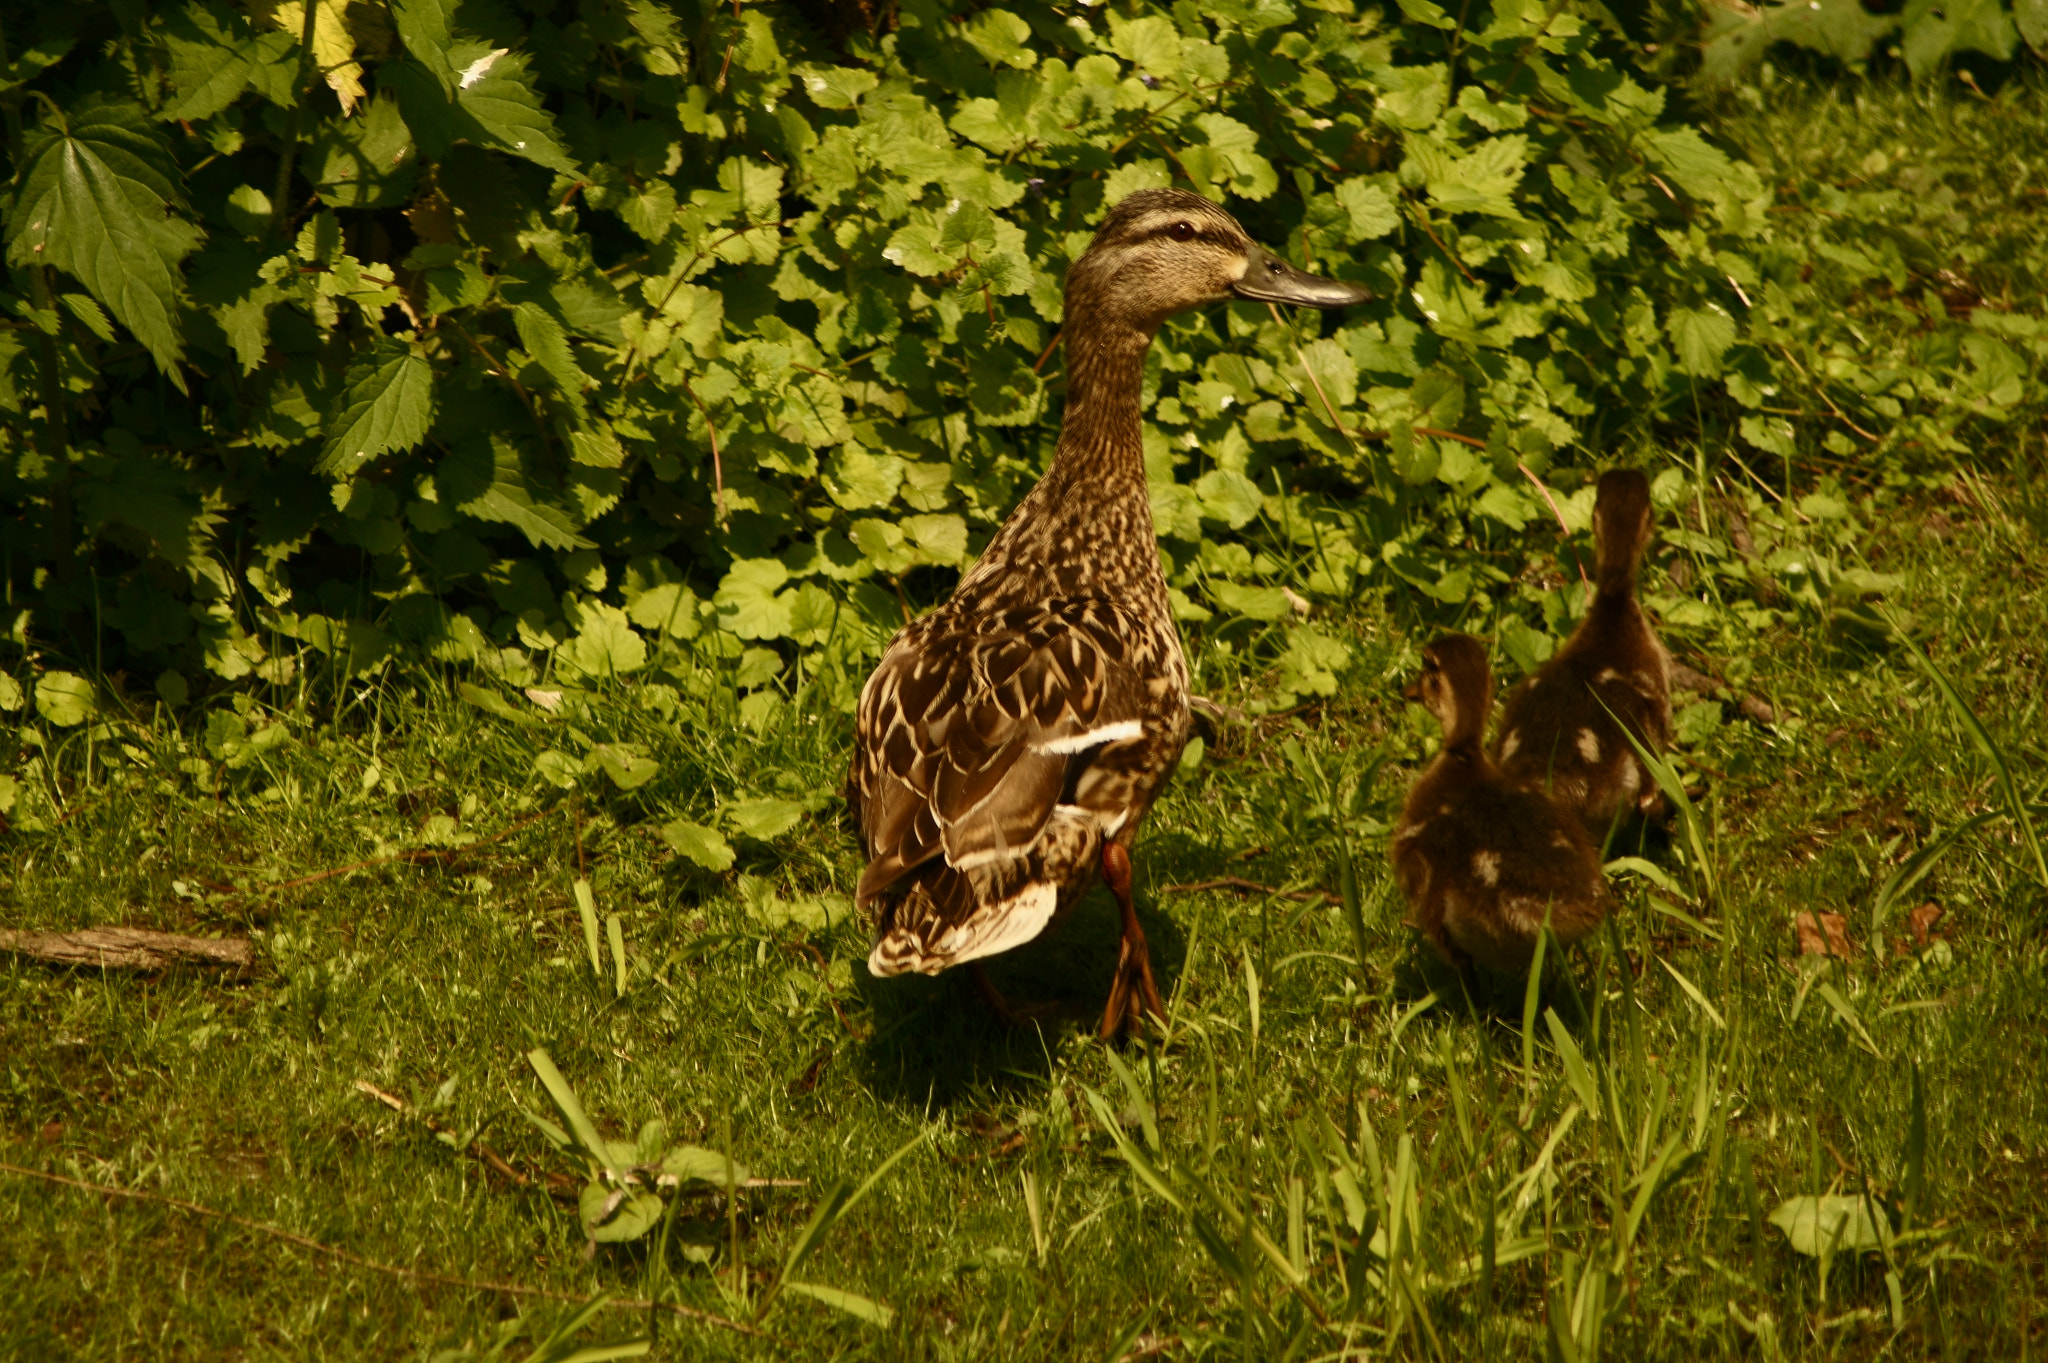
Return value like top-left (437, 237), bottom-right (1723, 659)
top-left (1392, 634), bottom-right (1614, 978)
top-left (1493, 469), bottom-right (1673, 837)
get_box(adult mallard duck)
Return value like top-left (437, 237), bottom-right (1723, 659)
top-left (1493, 469), bottom-right (1673, 836)
top-left (849, 188), bottom-right (1372, 1038)
top-left (1393, 634), bottom-right (1612, 980)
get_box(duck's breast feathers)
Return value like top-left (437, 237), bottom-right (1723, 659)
top-left (849, 599), bottom-right (1183, 906)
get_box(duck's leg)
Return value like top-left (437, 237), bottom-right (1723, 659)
top-left (969, 963), bottom-right (1021, 1028)
top-left (1097, 841), bottom-right (1166, 1041)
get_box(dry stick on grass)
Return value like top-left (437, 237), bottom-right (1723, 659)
top-left (353, 1081), bottom-right (538, 1191)
top-left (0, 1160), bottom-right (771, 1340)
top-left (213, 807), bottom-right (556, 900)
top-left (1162, 876), bottom-right (1336, 906)
top-left (0, 927), bottom-right (253, 972)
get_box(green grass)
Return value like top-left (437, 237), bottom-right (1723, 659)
top-left (6, 80), bottom-right (2048, 1360)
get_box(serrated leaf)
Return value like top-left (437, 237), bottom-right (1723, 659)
top-left (157, 1), bottom-right (258, 122)
top-left (960, 9), bottom-right (1035, 68)
top-left (317, 344), bottom-right (436, 475)
top-left (1668, 305), bottom-right (1736, 378)
top-left (661, 820), bottom-right (736, 871)
top-left (270, 0), bottom-right (364, 114)
top-left (1334, 179), bottom-right (1400, 241)
top-left (715, 558), bottom-right (795, 640)
top-left (7, 100), bottom-right (200, 383)
top-left (513, 301), bottom-right (591, 421)
top-left (440, 437), bottom-right (590, 551)
top-left (558, 601), bottom-right (647, 680)
top-left (793, 63), bottom-right (877, 110)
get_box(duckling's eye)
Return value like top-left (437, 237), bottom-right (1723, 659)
top-left (1166, 221), bottom-right (1197, 242)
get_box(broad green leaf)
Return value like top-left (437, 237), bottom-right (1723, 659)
top-left (580, 1184), bottom-right (664, 1243)
top-left (715, 558), bottom-right (795, 640)
top-left (7, 101), bottom-right (201, 382)
top-left (661, 820), bottom-right (736, 871)
top-left (1109, 14), bottom-right (1182, 75)
top-left (1334, 178), bottom-right (1401, 240)
top-left (1768, 1194), bottom-right (1888, 1256)
top-left (513, 301), bottom-right (591, 421)
top-left (317, 343), bottom-right (436, 475)
top-left (725, 798), bottom-right (806, 840)
top-left (585, 743), bottom-right (659, 790)
top-left (35, 673), bottom-right (98, 727)
top-left (960, 10), bottom-right (1035, 68)
top-left (1668, 306), bottom-right (1736, 378)
top-left (793, 63), bottom-right (877, 110)
top-left (157, 1), bottom-right (258, 122)
top-left (439, 438), bottom-right (590, 551)
top-left (558, 602), bottom-right (646, 679)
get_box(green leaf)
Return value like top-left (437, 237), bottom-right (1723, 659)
top-left (513, 301), bottom-right (591, 421)
top-left (1668, 306), bottom-right (1736, 378)
top-left (7, 100), bottom-right (201, 382)
top-left (157, 1), bottom-right (258, 122)
top-left (35, 672), bottom-right (98, 727)
top-left (715, 558), bottom-right (796, 640)
top-left (453, 46), bottom-right (578, 174)
top-left (440, 438), bottom-right (590, 551)
top-left (1768, 1194), bottom-right (1888, 1256)
top-left (725, 798), bottom-right (806, 841)
top-left (793, 63), bottom-right (877, 110)
top-left (1334, 179), bottom-right (1401, 241)
top-left (660, 820), bottom-right (736, 871)
top-left (780, 1281), bottom-right (896, 1328)
top-left (581, 1184), bottom-right (664, 1243)
top-left (586, 743), bottom-right (660, 791)
top-left (317, 343), bottom-right (436, 476)
top-left (959, 10), bottom-right (1036, 68)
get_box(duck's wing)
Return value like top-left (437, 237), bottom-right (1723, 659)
top-left (849, 600), bottom-right (1150, 921)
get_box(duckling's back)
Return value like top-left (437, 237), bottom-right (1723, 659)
top-left (1494, 601), bottom-right (1672, 835)
top-left (1393, 759), bottom-right (1613, 977)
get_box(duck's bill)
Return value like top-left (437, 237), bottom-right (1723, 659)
top-left (1232, 248), bottom-right (1375, 308)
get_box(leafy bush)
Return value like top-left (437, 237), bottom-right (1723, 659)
top-left (1, 0), bottom-right (2043, 741)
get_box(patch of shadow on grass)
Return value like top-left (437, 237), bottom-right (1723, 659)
top-left (850, 884), bottom-right (1189, 1107)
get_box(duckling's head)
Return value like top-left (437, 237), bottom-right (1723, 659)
top-left (1403, 633), bottom-right (1493, 750)
top-left (1592, 469), bottom-right (1654, 595)
top-left (1064, 188), bottom-right (1373, 335)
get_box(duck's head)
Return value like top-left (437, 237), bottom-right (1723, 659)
top-left (1592, 469), bottom-right (1654, 594)
top-left (1403, 633), bottom-right (1492, 749)
top-left (1065, 188), bottom-right (1373, 334)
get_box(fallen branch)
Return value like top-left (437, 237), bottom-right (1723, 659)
top-left (0, 927), bottom-right (253, 971)
top-left (0, 1160), bottom-right (770, 1339)
top-left (1162, 877), bottom-right (1336, 905)
top-left (214, 808), bottom-right (555, 899)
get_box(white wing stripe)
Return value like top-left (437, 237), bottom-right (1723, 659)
top-left (1034, 720), bottom-right (1144, 755)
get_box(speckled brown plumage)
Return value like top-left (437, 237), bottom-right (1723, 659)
top-left (1393, 634), bottom-right (1613, 978)
top-left (847, 188), bottom-right (1371, 1036)
top-left (1493, 469), bottom-right (1673, 836)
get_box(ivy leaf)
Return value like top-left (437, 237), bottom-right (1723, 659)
top-left (317, 342), bottom-right (436, 475)
top-left (662, 819), bottom-right (736, 871)
top-left (6, 100), bottom-right (202, 384)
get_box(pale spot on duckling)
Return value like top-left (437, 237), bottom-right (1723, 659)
top-left (1576, 729), bottom-right (1601, 762)
top-left (1499, 728), bottom-right (1522, 760)
top-left (1472, 849), bottom-right (1501, 886)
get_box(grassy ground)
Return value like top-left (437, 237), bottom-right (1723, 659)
top-left (5, 79), bottom-right (2048, 1361)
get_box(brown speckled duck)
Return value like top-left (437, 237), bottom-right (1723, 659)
top-left (1393, 634), bottom-right (1613, 979)
top-left (1494, 469), bottom-right (1673, 837)
top-left (849, 188), bottom-right (1372, 1038)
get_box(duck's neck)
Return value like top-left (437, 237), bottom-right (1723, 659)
top-left (962, 308), bottom-right (1161, 597)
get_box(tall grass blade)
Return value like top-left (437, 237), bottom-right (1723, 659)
top-left (779, 1280), bottom-right (895, 1327)
top-left (1887, 614), bottom-right (2048, 892)
top-left (1544, 1008), bottom-right (1602, 1122)
top-left (527, 1048), bottom-right (624, 1173)
top-left (1595, 695), bottom-right (1717, 903)
top-left (575, 878), bottom-right (603, 979)
top-left (1902, 1062), bottom-right (1927, 1228)
top-left (1655, 955), bottom-right (1725, 1029)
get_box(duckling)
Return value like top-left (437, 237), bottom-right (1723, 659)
top-left (849, 188), bottom-right (1372, 1039)
top-left (1493, 469), bottom-right (1673, 837)
top-left (1393, 634), bottom-right (1613, 978)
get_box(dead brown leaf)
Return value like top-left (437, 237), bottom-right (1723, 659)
top-left (1794, 911), bottom-right (1858, 958)
top-left (1908, 902), bottom-right (1946, 948)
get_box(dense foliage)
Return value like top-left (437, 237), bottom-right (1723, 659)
top-left (1, 0), bottom-right (2043, 767)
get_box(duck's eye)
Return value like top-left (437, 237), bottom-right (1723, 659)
top-left (1167, 221), bottom-right (1197, 242)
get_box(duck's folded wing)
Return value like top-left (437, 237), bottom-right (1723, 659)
top-left (851, 606), bottom-right (1142, 906)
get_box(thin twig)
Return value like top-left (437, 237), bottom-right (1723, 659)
top-left (214, 808), bottom-right (554, 899)
top-left (0, 1161), bottom-right (770, 1338)
top-left (1515, 461), bottom-right (1590, 585)
top-left (1032, 328), bottom-right (1064, 375)
top-left (1162, 877), bottom-right (1336, 906)
top-left (678, 378), bottom-right (727, 526)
